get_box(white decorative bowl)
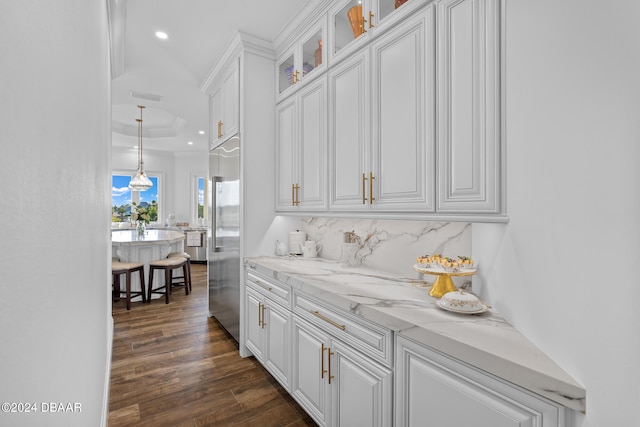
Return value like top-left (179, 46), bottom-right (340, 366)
top-left (437, 291), bottom-right (486, 314)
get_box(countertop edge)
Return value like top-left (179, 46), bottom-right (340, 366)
top-left (245, 256), bottom-right (586, 413)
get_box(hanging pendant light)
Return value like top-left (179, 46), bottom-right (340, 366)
top-left (128, 105), bottom-right (153, 191)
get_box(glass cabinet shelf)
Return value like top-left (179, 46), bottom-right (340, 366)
top-left (277, 19), bottom-right (327, 99)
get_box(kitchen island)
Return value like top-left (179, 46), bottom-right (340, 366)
top-left (112, 229), bottom-right (185, 301)
top-left (244, 256), bottom-right (586, 425)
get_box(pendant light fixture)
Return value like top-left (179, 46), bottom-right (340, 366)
top-left (128, 105), bottom-right (153, 191)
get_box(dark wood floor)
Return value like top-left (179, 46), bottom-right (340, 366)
top-left (109, 263), bottom-right (316, 426)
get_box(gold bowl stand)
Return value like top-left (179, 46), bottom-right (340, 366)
top-left (413, 265), bottom-right (477, 298)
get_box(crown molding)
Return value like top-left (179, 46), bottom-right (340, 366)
top-left (200, 31), bottom-right (275, 94)
top-left (272, 0), bottom-right (333, 55)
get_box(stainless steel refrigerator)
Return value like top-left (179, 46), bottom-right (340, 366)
top-left (208, 135), bottom-right (240, 342)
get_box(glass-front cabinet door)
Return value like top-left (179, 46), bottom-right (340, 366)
top-left (277, 52), bottom-right (296, 96)
top-left (329, 0), bottom-right (428, 64)
top-left (331, 0), bottom-right (369, 62)
top-left (276, 19), bottom-right (326, 100)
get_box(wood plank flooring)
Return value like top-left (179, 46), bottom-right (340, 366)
top-left (108, 263), bottom-right (316, 426)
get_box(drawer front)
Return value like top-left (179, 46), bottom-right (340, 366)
top-left (293, 292), bottom-right (392, 367)
top-left (246, 271), bottom-right (291, 308)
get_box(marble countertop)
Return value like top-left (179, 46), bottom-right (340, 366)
top-left (245, 256), bottom-right (586, 412)
top-left (111, 229), bottom-right (185, 245)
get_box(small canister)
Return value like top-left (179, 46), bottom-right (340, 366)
top-left (288, 230), bottom-right (307, 255)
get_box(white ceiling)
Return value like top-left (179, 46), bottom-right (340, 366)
top-left (110, 0), bottom-right (312, 153)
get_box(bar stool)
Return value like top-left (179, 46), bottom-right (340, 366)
top-left (112, 260), bottom-right (146, 310)
top-left (148, 256), bottom-right (189, 304)
top-left (167, 251), bottom-right (192, 293)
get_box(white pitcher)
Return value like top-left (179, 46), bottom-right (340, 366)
top-left (300, 241), bottom-right (321, 258)
top-left (275, 240), bottom-right (287, 256)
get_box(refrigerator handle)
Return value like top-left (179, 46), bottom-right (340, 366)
top-left (212, 176), bottom-right (223, 252)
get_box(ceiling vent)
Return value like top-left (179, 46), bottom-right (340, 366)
top-left (129, 90), bottom-right (163, 102)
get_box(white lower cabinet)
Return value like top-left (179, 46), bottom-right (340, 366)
top-left (291, 316), bottom-right (331, 425)
top-left (330, 339), bottom-right (393, 426)
top-left (244, 279), bottom-right (291, 391)
top-left (291, 316), bottom-right (392, 427)
top-left (395, 336), bottom-right (565, 427)
top-left (245, 265), bottom-right (572, 427)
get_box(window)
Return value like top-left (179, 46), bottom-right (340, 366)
top-left (112, 173), bottom-right (161, 223)
top-left (192, 175), bottom-right (209, 224)
top-left (197, 177), bottom-right (205, 219)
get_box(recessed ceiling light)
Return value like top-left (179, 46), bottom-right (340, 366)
top-left (198, 130), bottom-right (205, 135)
top-left (155, 31), bottom-right (168, 40)
top-left (188, 141), bottom-right (193, 145)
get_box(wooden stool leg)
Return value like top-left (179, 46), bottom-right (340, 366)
top-left (183, 264), bottom-right (189, 295)
top-left (113, 273), bottom-right (121, 302)
top-left (164, 267), bottom-right (171, 304)
top-left (186, 260), bottom-right (192, 292)
top-left (125, 270), bottom-right (132, 310)
top-left (148, 267), bottom-right (154, 302)
top-left (139, 267), bottom-right (146, 303)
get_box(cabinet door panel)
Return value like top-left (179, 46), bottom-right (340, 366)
top-left (437, 0), bottom-right (501, 213)
top-left (276, 98), bottom-right (297, 210)
top-left (329, 51), bottom-right (369, 210)
top-left (265, 304), bottom-right (291, 391)
top-left (396, 337), bottom-right (562, 427)
top-left (406, 351), bottom-right (537, 427)
top-left (244, 289), bottom-right (263, 361)
top-left (210, 85), bottom-right (222, 148)
top-left (371, 6), bottom-right (435, 211)
top-left (299, 78), bottom-right (327, 209)
top-left (222, 61), bottom-right (239, 140)
top-left (291, 318), bottom-right (330, 426)
top-left (332, 340), bottom-right (392, 427)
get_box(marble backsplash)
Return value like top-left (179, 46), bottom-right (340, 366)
top-left (300, 217), bottom-right (472, 283)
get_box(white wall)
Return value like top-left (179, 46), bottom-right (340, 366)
top-left (473, 1), bottom-right (640, 425)
top-left (0, 1), bottom-right (111, 426)
top-left (174, 152), bottom-right (208, 224)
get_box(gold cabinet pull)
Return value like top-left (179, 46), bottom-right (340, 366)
top-left (254, 279), bottom-right (272, 292)
top-left (362, 173), bottom-right (367, 204)
top-left (311, 310), bottom-right (346, 331)
top-left (217, 120), bottom-right (223, 139)
top-left (292, 69), bottom-right (300, 84)
top-left (258, 302), bottom-right (263, 327)
top-left (362, 16), bottom-right (368, 33)
top-left (294, 184), bottom-right (300, 206)
top-left (328, 347), bottom-right (335, 384)
top-left (369, 11), bottom-right (375, 28)
top-left (291, 184), bottom-right (295, 206)
top-left (369, 171), bottom-right (375, 204)
top-left (321, 343), bottom-right (328, 379)
top-left (261, 304), bottom-right (266, 329)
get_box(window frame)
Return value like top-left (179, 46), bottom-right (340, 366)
top-left (112, 169), bottom-right (164, 225)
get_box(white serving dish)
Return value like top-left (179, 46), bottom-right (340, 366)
top-left (437, 290), bottom-right (487, 314)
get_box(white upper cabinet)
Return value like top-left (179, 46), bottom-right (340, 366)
top-left (210, 59), bottom-right (239, 148)
top-left (276, 17), bottom-right (327, 101)
top-left (277, 0), bottom-right (505, 220)
top-left (436, 0), bottom-right (503, 214)
top-left (329, 0), bottom-right (431, 65)
top-left (329, 5), bottom-right (436, 212)
top-left (370, 5), bottom-right (435, 211)
top-left (328, 50), bottom-right (370, 210)
top-left (277, 76), bottom-right (328, 211)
